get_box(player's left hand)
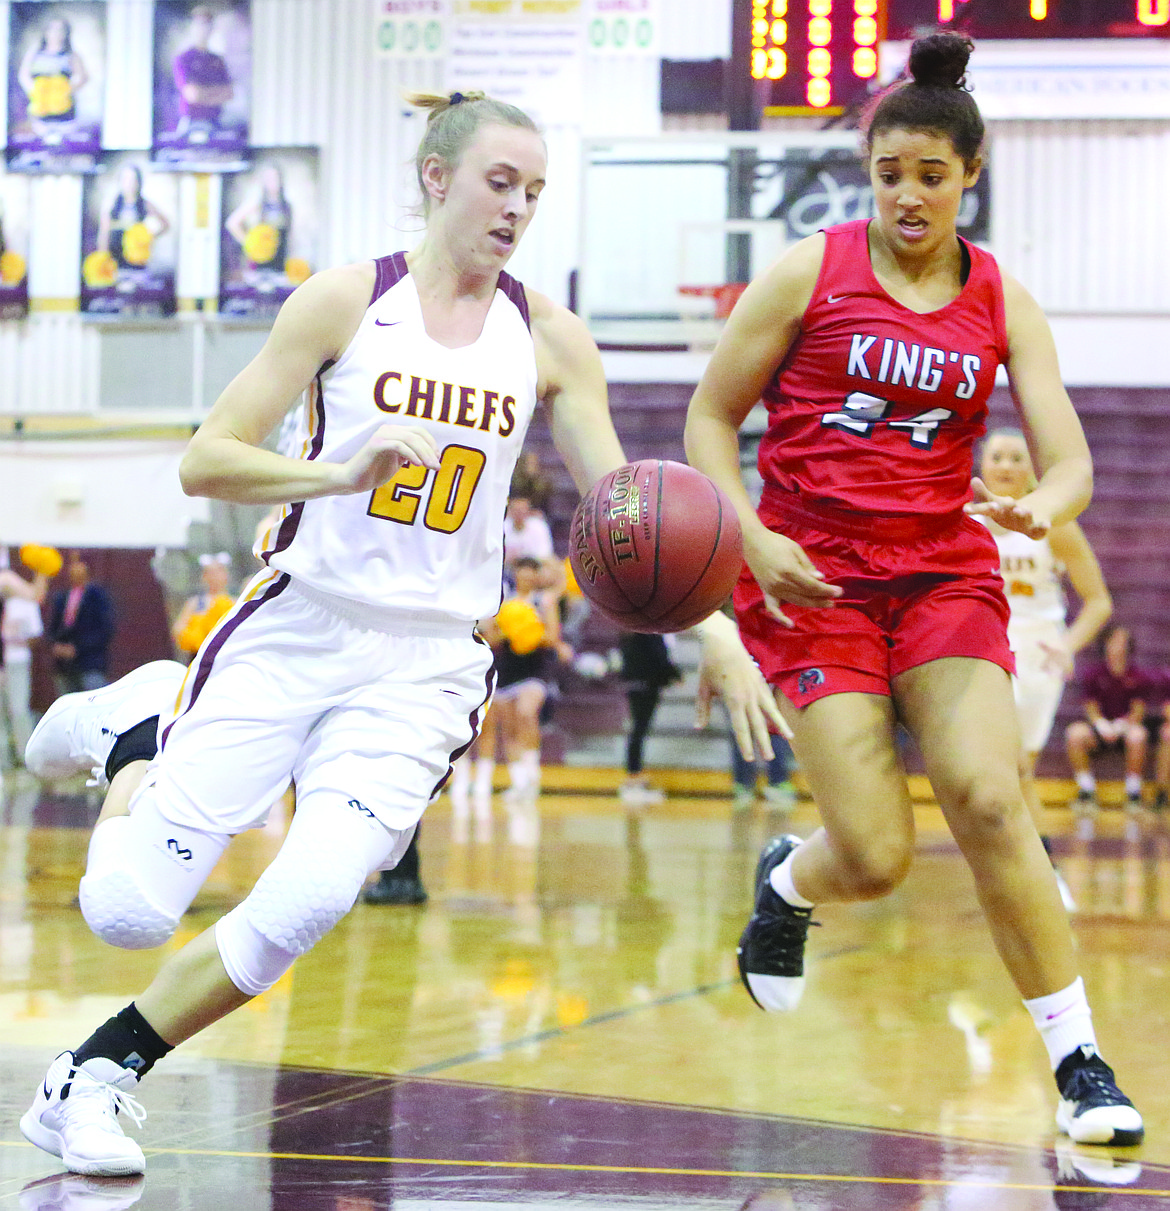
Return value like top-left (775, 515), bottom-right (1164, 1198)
top-left (964, 478), bottom-right (1052, 539)
top-left (693, 610), bottom-right (793, 759)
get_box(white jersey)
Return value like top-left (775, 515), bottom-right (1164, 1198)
top-left (981, 518), bottom-right (1066, 628)
top-left (257, 253), bottom-right (538, 624)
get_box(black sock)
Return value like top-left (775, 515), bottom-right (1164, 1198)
top-left (72, 1002), bottom-right (173, 1078)
top-left (105, 716), bottom-right (160, 783)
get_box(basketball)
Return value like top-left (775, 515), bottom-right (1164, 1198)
top-left (569, 459), bottom-right (743, 633)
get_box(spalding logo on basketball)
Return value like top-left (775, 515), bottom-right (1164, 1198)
top-left (569, 459), bottom-right (744, 633)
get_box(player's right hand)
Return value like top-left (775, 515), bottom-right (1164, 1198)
top-left (744, 528), bottom-right (842, 628)
top-left (331, 425), bottom-right (441, 495)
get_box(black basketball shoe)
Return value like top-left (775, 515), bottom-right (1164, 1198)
top-left (1055, 1045), bottom-right (1144, 1146)
top-left (736, 835), bottom-right (817, 1012)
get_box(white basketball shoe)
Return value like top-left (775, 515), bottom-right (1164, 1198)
top-left (20, 1053), bottom-right (147, 1177)
top-left (25, 661), bottom-right (186, 787)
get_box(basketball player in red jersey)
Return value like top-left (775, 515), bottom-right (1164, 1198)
top-left (18, 90), bottom-right (783, 1177)
top-left (686, 33), bottom-right (1142, 1146)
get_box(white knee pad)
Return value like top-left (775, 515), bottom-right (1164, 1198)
top-left (215, 908), bottom-right (298, 997)
top-left (79, 806), bottom-right (230, 950)
top-left (214, 796), bottom-right (409, 994)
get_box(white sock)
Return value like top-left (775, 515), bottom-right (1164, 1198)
top-left (1125, 773), bottom-right (1143, 797)
top-left (474, 759), bottom-right (495, 800)
top-left (1024, 976), bottom-right (1098, 1071)
top-left (769, 851), bottom-right (814, 909)
top-left (521, 748), bottom-right (541, 791)
top-left (1075, 771), bottom-right (1096, 794)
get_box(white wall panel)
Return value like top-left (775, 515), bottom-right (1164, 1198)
top-left (658, 0), bottom-right (730, 60)
top-left (104, 0), bottom-right (154, 151)
top-left (0, 316), bottom-right (100, 413)
top-left (989, 119), bottom-right (1170, 315)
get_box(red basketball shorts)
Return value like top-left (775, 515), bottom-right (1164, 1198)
top-left (734, 508), bottom-right (1014, 709)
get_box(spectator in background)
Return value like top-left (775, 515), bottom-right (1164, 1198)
top-left (502, 492), bottom-right (554, 576)
top-left (1, 548), bottom-right (51, 766)
top-left (509, 451), bottom-right (553, 513)
top-left (171, 552), bottom-right (235, 663)
top-left (731, 724), bottom-right (795, 811)
top-left (1151, 672), bottom-right (1170, 812)
top-left (47, 553), bottom-right (115, 695)
top-left (619, 631), bottom-right (681, 807)
top-left (1064, 625), bottom-right (1156, 813)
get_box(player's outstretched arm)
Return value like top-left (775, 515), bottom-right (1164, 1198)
top-left (1050, 521), bottom-right (1112, 660)
top-left (181, 265), bottom-right (438, 505)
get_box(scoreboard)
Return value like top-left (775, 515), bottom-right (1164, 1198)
top-left (752, 0), bottom-right (885, 117)
top-left (750, 1), bottom-right (1170, 119)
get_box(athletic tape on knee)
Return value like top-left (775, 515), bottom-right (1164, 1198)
top-left (215, 907), bottom-right (298, 997)
top-left (79, 806), bottom-right (229, 950)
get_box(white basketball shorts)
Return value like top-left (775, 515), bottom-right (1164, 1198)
top-left (1008, 618), bottom-right (1067, 754)
top-left (133, 570), bottom-right (494, 834)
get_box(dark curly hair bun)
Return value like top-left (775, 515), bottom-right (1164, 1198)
top-left (909, 31), bottom-right (973, 89)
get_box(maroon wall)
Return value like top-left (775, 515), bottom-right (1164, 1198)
top-left (29, 548), bottom-right (174, 712)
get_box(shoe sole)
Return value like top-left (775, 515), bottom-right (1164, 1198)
top-left (19, 1108), bottom-right (146, 1176)
top-left (1056, 1101), bottom-right (1145, 1147)
top-left (25, 661), bottom-right (186, 780)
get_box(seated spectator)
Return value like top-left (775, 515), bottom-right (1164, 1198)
top-left (1064, 625), bottom-right (1157, 812)
top-left (1152, 669), bottom-right (1170, 812)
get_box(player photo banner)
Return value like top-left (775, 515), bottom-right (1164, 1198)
top-left (6, 1), bottom-right (106, 173)
top-left (219, 147), bottom-right (319, 319)
top-left (152, 1), bottom-right (251, 171)
top-left (81, 153), bottom-right (178, 318)
top-left (0, 172), bottom-right (31, 319)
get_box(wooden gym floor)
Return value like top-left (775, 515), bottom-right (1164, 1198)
top-left (1, 766), bottom-right (1168, 1209)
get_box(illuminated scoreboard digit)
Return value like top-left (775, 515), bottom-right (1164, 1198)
top-left (752, 0), bottom-right (885, 116)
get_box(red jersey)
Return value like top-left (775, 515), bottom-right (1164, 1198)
top-left (757, 219), bottom-right (1009, 523)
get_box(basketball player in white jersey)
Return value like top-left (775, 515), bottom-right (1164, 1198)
top-left (978, 429), bottom-right (1113, 906)
top-left (18, 90), bottom-right (785, 1177)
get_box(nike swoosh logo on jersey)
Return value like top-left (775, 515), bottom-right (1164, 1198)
top-left (374, 318), bottom-right (401, 327)
top-left (826, 294), bottom-right (850, 303)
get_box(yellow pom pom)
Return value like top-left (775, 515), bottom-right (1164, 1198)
top-left (83, 249), bottom-right (118, 288)
top-left (176, 594), bottom-right (234, 654)
top-left (495, 598), bottom-right (546, 656)
top-left (284, 257), bottom-right (311, 286)
top-left (243, 223), bottom-right (279, 265)
top-left (0, 251), bottom-right (26, 285)
top-left (121, 222), bottom-right (153, 267)
top-left (562, 556), bottom-right (582, 599)
top-left (29, 74), bottom-right (72, 118)
top-left (19, 544), bottom-right (63, 577)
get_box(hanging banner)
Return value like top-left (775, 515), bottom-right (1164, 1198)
top-left (6, 1), bottom-right (106, 173)
top-left (375, 0), bottom-right (447, 58)
top-left (81, 153), bottom-right (178, 318)
top-left (152, 1), bottom-right (251, 171)
top-left (0, 171), bottom-right (31, 319)
top-left (448, 0), bottom-right (584, 126)
top-left (219, 147), bottom-right (319, 319)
